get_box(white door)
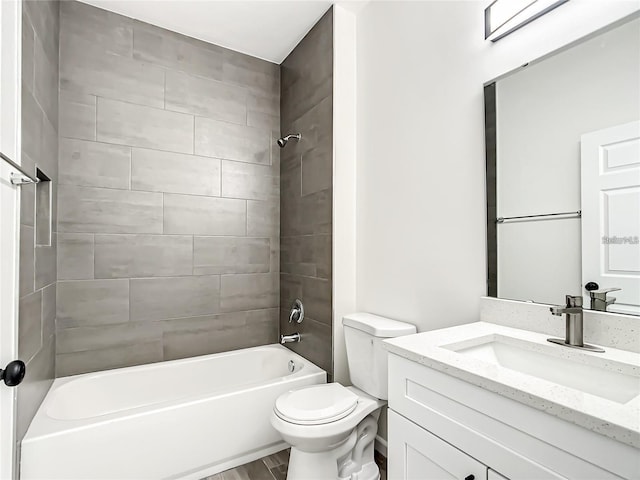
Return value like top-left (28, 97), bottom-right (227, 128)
top-left (581, 121), bottom-right (640, 315)
top-left (0, 0), bottom-right (22, 478)
top-left (388, 410), bottom-right (487, 480)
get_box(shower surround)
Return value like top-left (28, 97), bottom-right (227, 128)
top-left (56, 1), bottom-right (280, 376)
top-left (279, 9), bottom-right (334, 375)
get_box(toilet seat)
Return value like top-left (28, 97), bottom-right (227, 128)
top-left (274, 383), bottom-right (359, 425)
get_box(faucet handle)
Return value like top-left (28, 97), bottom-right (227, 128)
top-left (589, 287), bottom-right (621, 296)
top-left (565, 295), bottom-right (583, 308)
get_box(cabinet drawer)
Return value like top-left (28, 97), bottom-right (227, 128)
top-left (389, 409), bottom-right (487, 480)
top-left (388, 354), bottom-right (631, 479)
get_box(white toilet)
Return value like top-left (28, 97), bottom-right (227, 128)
top-left (271, 313), bottom-right (416, 480)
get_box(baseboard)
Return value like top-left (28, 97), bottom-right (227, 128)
top-left (374, 435), bottom-right (387, 457)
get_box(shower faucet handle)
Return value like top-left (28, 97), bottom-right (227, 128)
top-left (289, 299), bottom-right (304, 324)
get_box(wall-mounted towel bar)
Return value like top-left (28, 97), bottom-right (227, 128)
top-left (0, 151), bottom-right (39, 185)
top-left (496, 210), bottom-right (581, 223)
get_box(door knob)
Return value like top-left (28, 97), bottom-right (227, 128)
top-left (1, 360), bottom-right (26, 387)
top-left (464, 476), bottom-right (475, 480)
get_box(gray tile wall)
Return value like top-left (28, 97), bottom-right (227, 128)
top-left (17, 0), bottom-right (59, 443)
top-left (56, 1), bottom-right (280, 377)
top-left (279, 9), bottom-right (334, 375)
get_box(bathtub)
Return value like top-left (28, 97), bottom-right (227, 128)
top-left (21, 344), bottom-right (325, 480)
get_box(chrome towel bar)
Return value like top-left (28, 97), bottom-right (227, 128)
top-left (496, 210), bottom-right (581, 223)
top-left (0, 151), bottom-right (39, 185)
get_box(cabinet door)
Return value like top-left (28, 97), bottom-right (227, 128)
top-left (389, 410), bottom-right (487, 480)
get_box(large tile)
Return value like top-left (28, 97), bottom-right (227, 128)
top-left (57, 279), bottom-right (129, 328)
top-left (194, 237), bottom-right (270, 275)
top-left (35, 237), bottom-right (56, 290)
top-left (60, 0), bottom-right (133, 58)
top-left (22, 85), bottom-right (43, 166)
top-left (20, 225), bottom-right (35, 297)
top-left (165, 70), bottom-right (247, 125)
top-left (24, 0), bottom-right (59, 67)
top-left (247, 200), bottom-right (279, 237)
top-left (20, 155), bottom-right (37, 227)
top-left (223, 49), bottom-right (279, 96)
top-left (33, 35), bottom-right (58, 129)
top-left (57, 233), bottom-right (94, 280)
top-left (131, 148), bottom-right (220, 196)
top-left (162, 308), bottom-right (278, 361)
top-left (302, 276), bottom-right (332, 325)
top-left (133, 21), bottom-right (224, 80)
top-left (164, 194), bottom-right (246, 236)
top-left (59, 90), bottom-right (96, 141)
top-left (96, 98), bottom-right (194, 154)
top-left (281, 234), bottom-right (331, 279)
top-left (59, 138), bottom-right (131, 189)
top-left (94, 234), bottom-right (192, 279)
top-left (16, 335), bottom-right (54, 441)
top-left (130, 276), bottom-right (221, 322)
top-left (22, 12), bottom-right (35, 92)
top-left (57, 321), bottom-right (163, 354)
top-left (221, 160), bottom-right (278, 201)
top-left (60, 49), bottom-right (164, 108)
top-left (220, 273), bottom-right (278, 312)
top-left (56, 341), bottom-right (163, 377)
top-left (58, 185), bottom-right (163, 234)
top-left (195, 117), bottom-right (270, 164)
top-left (18, 290), bottom-right (42, 362)
top-left (301, 145), bottom-right (332, 196)
top-left (42, 283), bottom-right (56, 342)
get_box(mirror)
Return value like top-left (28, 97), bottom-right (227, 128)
top-left (485, 15), bottom-right (640, 315)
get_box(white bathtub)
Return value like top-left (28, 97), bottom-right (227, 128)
top-left (21, 344), bottom-right (325, 480)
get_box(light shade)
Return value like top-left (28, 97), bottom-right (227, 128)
top-left (485, 0), bottom-right (569, 42)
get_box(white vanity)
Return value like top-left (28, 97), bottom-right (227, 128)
top-left (383, 320), bottom-right (640, 480)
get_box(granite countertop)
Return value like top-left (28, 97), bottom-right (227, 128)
top-left (383, 321), bottom-right (640, 448)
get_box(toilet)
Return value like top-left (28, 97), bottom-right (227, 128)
top-left (271, 313), bottom-right (416, 480)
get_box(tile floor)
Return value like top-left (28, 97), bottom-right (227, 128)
top-left (202, 448), bottom-right (388, 480)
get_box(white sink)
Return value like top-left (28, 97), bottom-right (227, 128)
top-left (444, 335), bottom-right (640, 404)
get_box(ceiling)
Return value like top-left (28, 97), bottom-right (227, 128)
top-left (80, 1), bottom-right (334, 64)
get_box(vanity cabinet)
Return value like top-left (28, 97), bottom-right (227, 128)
top-left (387, 354), bottom-right (637, 480)
top-left (389, 410), bottom-right (488, 479)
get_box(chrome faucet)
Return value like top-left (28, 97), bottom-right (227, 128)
top-left (280, 333), bottom-right (301, 344)
top-left (547, 295), bottom-right (604, 353)
top-left (589, 287), bottom-right (621, 312)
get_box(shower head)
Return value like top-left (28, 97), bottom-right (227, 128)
top-left (277, 133), bottom-right (301, 148)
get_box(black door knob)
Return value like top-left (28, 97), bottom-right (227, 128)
top-left (1, 360), bottom-right (26, 387)
top-left (464, 476), bottom-right (475, 480)
top-left (585, 282), bottom-right (599, 291)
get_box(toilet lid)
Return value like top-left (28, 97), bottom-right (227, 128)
top-left (275, 384), bottom-right (358, 425)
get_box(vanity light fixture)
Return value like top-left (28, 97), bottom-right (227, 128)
top-left (485, 0), bottom-right (569, 42)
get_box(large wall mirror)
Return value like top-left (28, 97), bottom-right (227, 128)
top-left (485, 14), bottom-right (640, 315)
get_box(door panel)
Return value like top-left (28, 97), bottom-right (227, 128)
top-left (581, 121), bottom-right (640, 314)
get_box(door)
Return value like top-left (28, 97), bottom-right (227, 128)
top-left (388, 410), bottom-right (487, 480)
top-left (0, 0), bottom-right (22, 478)
top-left (581, 121), bottom-right (640, 315)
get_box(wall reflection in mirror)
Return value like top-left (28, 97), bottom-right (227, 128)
top-left (485, 15), bottom-right (640, 316)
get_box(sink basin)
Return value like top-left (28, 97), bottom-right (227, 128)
top-left (444, 335), bottom-right (640, 404)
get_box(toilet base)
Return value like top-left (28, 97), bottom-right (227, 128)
top-left (285, 414), bottom-right (381, 480)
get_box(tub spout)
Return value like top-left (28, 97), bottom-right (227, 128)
top-left (280, 333), bottom-right (301, 344)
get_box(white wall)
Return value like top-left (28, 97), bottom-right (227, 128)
top-left (351, 0), bottom-right (639, 445)
top-left (497, 18), bottom-right (640, 306)
top-left (354, 0), bottom-right (640, 333)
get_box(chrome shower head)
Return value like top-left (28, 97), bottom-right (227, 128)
top-left (277, 133), bottom-right (301, 148)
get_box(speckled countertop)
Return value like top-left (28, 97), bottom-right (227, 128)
top-left (383, 321), bottom-right (640, 448)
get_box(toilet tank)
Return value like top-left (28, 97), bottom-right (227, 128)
top-left (343, 313), bottom-right (416, 400)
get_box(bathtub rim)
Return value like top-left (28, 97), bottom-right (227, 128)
top-left (23, 344), bottom-right (325, 442)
